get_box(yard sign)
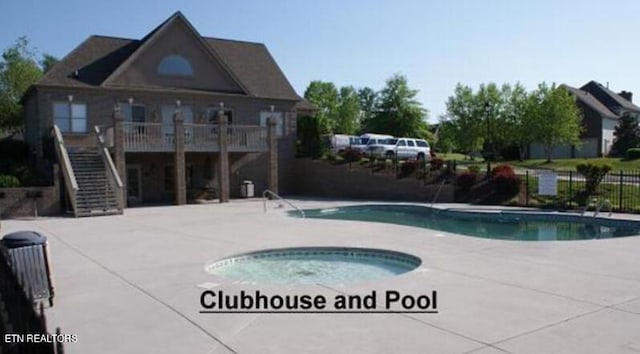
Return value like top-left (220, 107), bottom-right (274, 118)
top-left (538, 171), bottom-right (558, 196)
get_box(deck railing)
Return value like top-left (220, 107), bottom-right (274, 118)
top-left (52, 125), bottom-right (78, 215)
top-left (123, 122), bottom-right (267, 152)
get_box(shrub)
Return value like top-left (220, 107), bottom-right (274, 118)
top-left (0, 175), bottom-right (20, 188)
top-left (341, 148), bottom-right (363, 162)
top-left (456, 172), bottom-right (477, 191)
top-left (430, 158), bottom-right (445, 171)
top-left (576, 162), bottom-right (612, 194)
top-left (400, 159), bottom-right (420, 177)
top-left (626, 148), bottom-right (640, 160)
top-left (491, 164), bottom-right (515, 177)
top-left (491, 171), bottom-right (520, 197)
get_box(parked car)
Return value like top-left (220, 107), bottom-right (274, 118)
top-left (323, 134), bottom-right (364, 154)
top-left (359, 133), bottom-right (394, 155)
top-left (369, 137), bottom-right (431, 160)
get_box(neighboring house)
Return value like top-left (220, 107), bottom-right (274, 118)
top-left (22, 11), bottom-right (305, 216)
top-left (529, 81), bottom-right (640, 159)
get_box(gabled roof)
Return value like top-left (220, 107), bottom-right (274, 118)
top-left (34, 12), bottom-right (301, 101)
top-left (562, 85), bottom-right (618, 119)
top-left (580, 81), bottom-right (640, 113)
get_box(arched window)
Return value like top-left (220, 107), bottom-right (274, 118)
top-left (157, 55), bottom-right (193, 76)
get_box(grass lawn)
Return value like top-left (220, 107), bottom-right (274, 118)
top-left (508, 157), bottom-right (640, 171)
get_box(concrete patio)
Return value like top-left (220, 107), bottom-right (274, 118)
top-left (3, 199), bottom-right (640, 354)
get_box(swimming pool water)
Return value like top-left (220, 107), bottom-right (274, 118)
top-left (206, 247), bottom-right (421, 285)
top-left (297, 205), bottom-right (640, 241)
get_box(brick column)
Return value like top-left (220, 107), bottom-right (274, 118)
top-left (267, 117), bottom-right (278, 194)
top-left (113, 106), bottom-right (127, 206)
top-left (173, 110), bottom-right (186, 205)
top-left (217, 110), bottom-right (230, 203)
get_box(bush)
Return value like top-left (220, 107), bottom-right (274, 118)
top-left (576, 162), bottom-right (612, 194)
top-left (430, 158), bottom-right (444, 171)
top-left (0, 175), bottom-right (20, 188)
top-left (491, 164), bottom-right (515, 177)
top-left (456, 172), bottom-right (477, 191)
top-left (400, 159), bottom-right (420, 177)
top-left (341, 148), bottom-right (363, 162)
top-left (491, 172), bottom-right (520, 197)
top-left (626, 148), bottom-right (640, 160)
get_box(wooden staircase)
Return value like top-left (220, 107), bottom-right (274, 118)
top-left (67, 149), bottom-right (121, 217)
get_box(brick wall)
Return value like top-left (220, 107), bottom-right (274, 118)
top-left (0, 166), bottom-right (60, 218)
top-left (291, 159), bottom-right (454, 202)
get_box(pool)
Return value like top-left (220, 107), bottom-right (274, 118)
top-left (295, 205), bottom-right (640, 241)
top-left (205, 247), bottom-right (421, 285)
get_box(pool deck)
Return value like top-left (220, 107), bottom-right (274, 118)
top-left (3, 199), bottom-right (640, 354)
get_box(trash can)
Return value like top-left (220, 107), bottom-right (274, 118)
top-left (1, 231), bottom-right (55, 306)
top-left (240, 180), bottom-right (254, 198)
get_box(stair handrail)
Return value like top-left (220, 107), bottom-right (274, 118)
top-left (262, 189), bottom-right (305, 218)
top-left (94, 125), bottom-right (124, 211)
top-left (52, 125), bottom-right (79, 215)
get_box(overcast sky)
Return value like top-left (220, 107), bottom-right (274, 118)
top-left (3, 0), bottom-right (639, 123)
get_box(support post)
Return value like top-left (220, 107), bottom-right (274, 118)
top-left (173, 110), bottom-right (186, 205)
top-left (217, 110), bottom-right (230, 203)
top-left (113, 106), bottom-right (127, 207)
top-left (267, 116), bottom-right (279, 194)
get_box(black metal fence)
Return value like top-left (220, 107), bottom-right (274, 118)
top-left (521, 169), bottom-right (640, 213)
top-left (0, 249), bottom-right (64, 354)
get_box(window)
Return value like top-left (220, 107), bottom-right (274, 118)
top-left (207, 108), bottom-right (233, 125)
top-left (118, 103), bottom-right (146, 123)
top-left (54, 102), bottom-right (87, 133)
top-left (416, 140), bottom-right (429, 148)
top-left (260, 111), bottom-right (284, 137)
top-left (157, 55), bottom-right (193, 76)
top-left (397, 140), bottom-right (407, 147)
top-left (407, 140), bottom-right (415, 147)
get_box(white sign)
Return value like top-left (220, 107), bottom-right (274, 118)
top-left (538, 172), bottom-right (558, 196)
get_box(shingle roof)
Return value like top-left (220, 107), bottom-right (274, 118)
top-left (580, 81), bottom-right (640, 113)
top-left (562, 85), bottom-right (618, 119)
top-left (35, 14), bottom-right (300, 101)
top-left (38, 35), bottom-right (140, 88)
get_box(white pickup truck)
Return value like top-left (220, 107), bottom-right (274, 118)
top-left (369, 137), bottom-right (431, 160)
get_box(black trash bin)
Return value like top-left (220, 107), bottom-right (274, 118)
top-left (1, 231), bottom-right (55, 306)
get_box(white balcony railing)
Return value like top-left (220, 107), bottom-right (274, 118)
top-left (123, 122), bottom-right (268, 152)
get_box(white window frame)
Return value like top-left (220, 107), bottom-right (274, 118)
top-left (53, 101), bottom-right (87, 133)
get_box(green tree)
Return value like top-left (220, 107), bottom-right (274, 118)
top-left (610, 113), bottom-right (640, 156)
top-left (40, 54), bottom-right (59, 73)
top-left (336, 86), bottom-right (361, 134)
top-left (501, 83), bottom-right (534, 160)
top-left (0, 36), bottom-right (43, 133)
top-left (434, 118), bottom-right (457, 153)
top-left (530, 83), bottom-right (583, 162)
top-left (358, 87), bottom-right (378, 132)
top-left (366, 74), bottom-right (429, 139)
top-left (444, 84), bottom-right (483, 157)
top-left (304, 81), bottom-right (339, 134)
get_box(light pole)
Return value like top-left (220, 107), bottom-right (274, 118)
top-left (484, 102), bottom-right (492, 179)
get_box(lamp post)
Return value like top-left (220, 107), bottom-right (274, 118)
top-left (484, 101), bottom-right (492, 179)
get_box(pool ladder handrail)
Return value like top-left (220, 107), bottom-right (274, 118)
top-left (262, 189), bottom-right (305, 218)
top-left (594, 199), bottom-right (612, 218)
top-left (581, 198), bottom-right (613, 218)
top-left (430, 178), bottom-right (448, 208)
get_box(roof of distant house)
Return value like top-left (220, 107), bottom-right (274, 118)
top-left (562, 85), bottom-right (618, 119)
top-left (35, 11), bottom-right (301, 101)
top-left (580, 80), bottom-right (640, 113)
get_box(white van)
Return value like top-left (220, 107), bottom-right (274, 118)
top-left (324, 134), bottom-right (362, 154)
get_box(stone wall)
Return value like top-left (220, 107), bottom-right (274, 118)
top-left (291, 159), bottom-right (454, 203)
top-left (0, 165), bottom-right (60, 218)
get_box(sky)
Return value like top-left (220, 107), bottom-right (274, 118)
top-left (3, 0), bottom-right (640, 123)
